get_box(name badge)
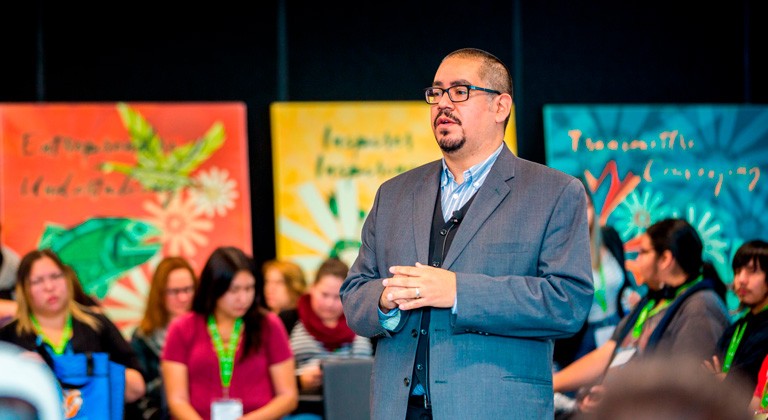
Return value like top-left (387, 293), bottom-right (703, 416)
top-left (211, 398), bottom-right (243, 420)
top-left (608, 347), bottom-right (637, 368)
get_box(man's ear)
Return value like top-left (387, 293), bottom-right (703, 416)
top-left (495, 93), bottom-right (513, 124)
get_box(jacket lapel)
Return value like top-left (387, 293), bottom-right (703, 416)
top-left (442, 145), bottom-right (517, 269)
top-left (413, 162), bottom-right (441, 265)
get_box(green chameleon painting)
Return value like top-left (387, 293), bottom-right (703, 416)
top-left (38, 217), bottom-right (162, 299)
top-left (101, 102), bottom-right (226, 197)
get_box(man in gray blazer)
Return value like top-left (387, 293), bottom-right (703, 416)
top-left (340, 48), bottom-right (593, 420)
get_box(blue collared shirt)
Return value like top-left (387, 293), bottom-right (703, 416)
top-left (379, 143), bottom-right (504, 329)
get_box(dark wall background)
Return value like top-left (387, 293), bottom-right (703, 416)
top-left (3, 1), bottom-right (766, 265)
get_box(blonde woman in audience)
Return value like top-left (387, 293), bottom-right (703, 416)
top-left (128, 256), bottom-right (198, 420)
top-left (162, 246), bottom-right (297, 420)
top-left (0, 249), bottom-right (146, 406)
top-left (262, 259), bottom-right (306, 314)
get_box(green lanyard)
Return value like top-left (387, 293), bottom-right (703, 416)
top-left (631, 276), bottom-right (702, 339)
top-left (207, 315), bottom-right (243, 396)
top-left (594, 265), bottom-right (608, 313)
top-left (722, 321), bottom-right (747, 373)
top-left (727, 305), bottom-right (768, 373)
top-left (631, 299), bottom-right (657, 339)
top-left (31, 313), bottom-right (73, 355)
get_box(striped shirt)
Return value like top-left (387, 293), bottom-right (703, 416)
top-left (289, 320), bottom-right (373, 374)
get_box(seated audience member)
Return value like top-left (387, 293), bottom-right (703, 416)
top-left (162, 246), bottom-right (298, 420)
top-left (554, 218), bottom-right (730, 418)
top-left (0, 249), bottom-right (146, 407)
top-left (280, 258), bottom-right (373, 418)
top-left (703, 240), bottom-right (768, 405)
top-left (262, 259), bottom-right (306, 314)
top-left (577, 355), bottom-right (752, 420)
top-left (127, 256), bottom-right (197, 420)
top-left (554, 179), bottom-right (632, 370)
top-left (751, 354), bottom-right (768, 416)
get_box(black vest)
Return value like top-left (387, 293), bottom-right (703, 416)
top-left (411, 192), bottom-right (476, 400)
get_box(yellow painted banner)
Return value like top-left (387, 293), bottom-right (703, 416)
top-left (270, 101), bottom-right (516, 278)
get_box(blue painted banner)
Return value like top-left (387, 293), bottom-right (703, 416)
top-left (544, 104), bottom-right (768, 310)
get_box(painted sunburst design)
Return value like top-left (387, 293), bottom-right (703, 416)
top-left (278, 179), bottom-right (365, 277)
top-left (100, 255), bottom-right (161, 338)
top-left (612, 188), bottom-right (673, 242)
top-left (671, 204), bottom-right (729, 269)
top-left (143, 192), bottom-right (213, 257)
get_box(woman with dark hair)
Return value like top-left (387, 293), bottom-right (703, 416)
top-left (128, 256), bottom-right (198, 419)
top-left (161, 246), bottom-right (298, 420)
top-left (0, 249), bottom-right (146, 408)
top-left (554, 218), bottom-right (730, 418)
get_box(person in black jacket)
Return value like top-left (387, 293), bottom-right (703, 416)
top-left (704, 240), bottom-right (768, 407)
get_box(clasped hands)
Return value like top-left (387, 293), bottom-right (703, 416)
top-left (379, 262), bottom-right (456, 312)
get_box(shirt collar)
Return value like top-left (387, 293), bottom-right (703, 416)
top-left (441, 142), bottom-right (504, 187)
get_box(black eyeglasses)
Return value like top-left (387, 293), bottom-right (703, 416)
top-left (424, 85), bottom-right (501, 104)
top-left (165, 285), bottom-right (195, 297)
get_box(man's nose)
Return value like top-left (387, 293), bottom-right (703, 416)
top-left (437, 91), bottom-right (454, 108)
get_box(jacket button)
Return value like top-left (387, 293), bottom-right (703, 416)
top-left (404, 378), bottom-right (410, 387)
top-left (411, 329), bottom-right (418, 337)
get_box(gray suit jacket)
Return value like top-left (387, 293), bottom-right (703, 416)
top-left (340, 145), bottom-right (593, 420)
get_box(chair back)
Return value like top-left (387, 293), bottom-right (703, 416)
top-left (322, 358), bottom-right (373, 420)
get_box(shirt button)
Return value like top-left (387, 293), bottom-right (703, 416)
top-left (421, 329), bottom-right (428, 335)
top-left (417, 364), bottom-right (424, 371)
top-left (404, 378), bottom-right (410, 387)
top-left (411, 329), bottom-right (418, 338)
top-left (440, 229), bottom-right (448, 236)
top-left (431, 261), bottom-right (440, 267)
top-left (452, 193), bottom-right (459, 199)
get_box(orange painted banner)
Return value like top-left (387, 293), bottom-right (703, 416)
top-left (0, 102), bottom-right (252, 336)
